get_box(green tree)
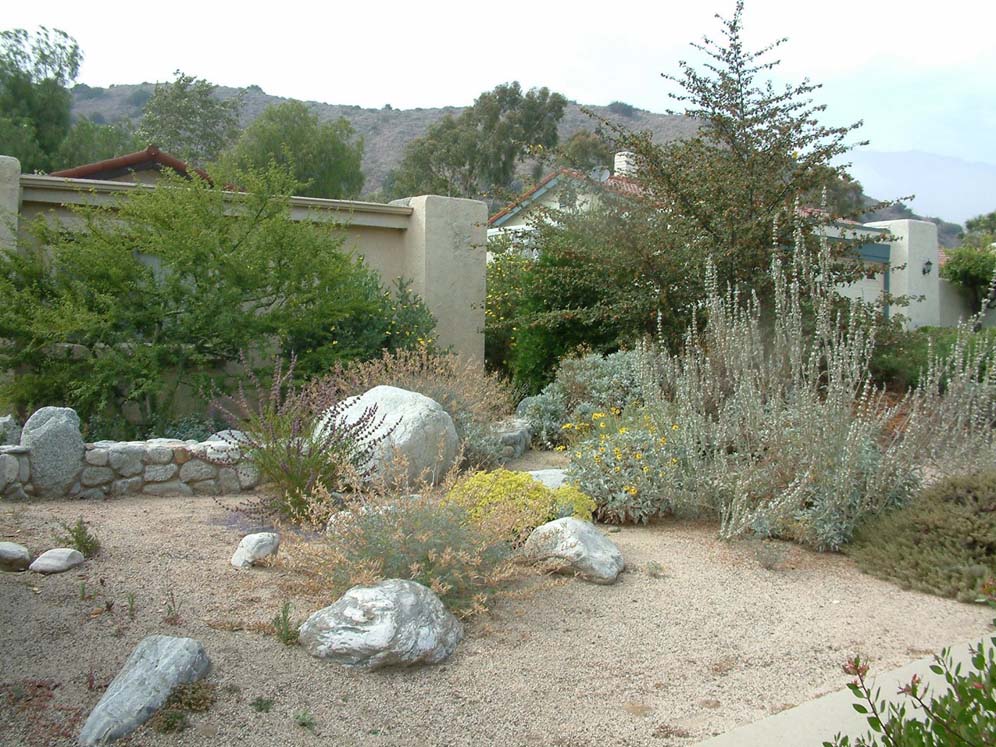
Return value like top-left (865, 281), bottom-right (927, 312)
top-left (223, 100), bottom-right (364, 199)
top-left (54, 117), bottom-right (143, 168)
top-left (388, 82), bottom-right (567, 200)
top-left (137, 71), bottom-right (242, 164)
top-left (0, 164), bottom-right (434, 433)
top-left (965, 210), bottom-right (996, 236)
top-left (556, 129), bottom-right (614, 172)
top-left (494, 1), bottom-right (870, 388)
top-left (0, 27), bottom-right (81, 172)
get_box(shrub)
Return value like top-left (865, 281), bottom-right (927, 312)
top-left (570, 234), bottom-right (996, 549)
top-left (54, 517), bottom-right (100, 558)
top-left (517, 384), bottom-right (568, 448)
top-left (847, 470), bottom-right (996, 602)
top-left (0, 163), bottom-right (436, 433)
top-left (321, 348), bottom-right (520, 469)
top-left (272, 602), bottom-right (299, 645)
top-left (149, 681), bottom-right (215, 734)
top-left (445, 468), bottom-right (595, 542)
top-left (282, 488), bottom-right (515, 617)
top-left (566, 415), bottom-right (680, 524)
top-left (213, 356), bottom-right (390, 521)
top-left (826, 581), bottom-right (996, 746)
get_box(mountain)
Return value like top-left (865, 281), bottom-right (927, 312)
top-left (69, 83), bottom-right (697, 196)
top-left (846, 150), bottom-right (996, 228)
top-left (69, 84), bottom-right (981, 242)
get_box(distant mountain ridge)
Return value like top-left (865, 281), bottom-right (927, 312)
top-left (69, 83), bottom-right (698, 197)
top-left (70, 83), bottom-right (978, 243)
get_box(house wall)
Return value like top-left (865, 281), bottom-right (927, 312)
top-left (0, 155), bottom-right (485, 360)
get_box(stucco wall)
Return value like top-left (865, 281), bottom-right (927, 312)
top-left (1, 155), bottom-right (485, 359)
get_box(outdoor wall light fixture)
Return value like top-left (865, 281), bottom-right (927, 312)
top-left (922, 259), bottom-right (933, 275)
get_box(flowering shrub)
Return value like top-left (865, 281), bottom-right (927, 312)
top-left (518, 384), bottom-right (568, 448)
top-left (282, 487), bottom-right (516, 617)
top-left (445, 469), bottom-right (595, 542)
top-left (566, 414), bottom-right (680, 524)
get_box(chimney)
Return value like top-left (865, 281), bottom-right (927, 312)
top-left (614, 151), bottom-right (638, 178)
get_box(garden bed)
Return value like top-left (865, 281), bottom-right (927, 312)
top-left (1, 494), bottom-right (992, 747)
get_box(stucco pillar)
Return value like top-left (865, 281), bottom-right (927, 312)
top-left (391, 195), bottom-right (487, 360)
top-left (0, 155), bottom-right (20, 251)
top-left (866, 219), bottom-right (940, 329)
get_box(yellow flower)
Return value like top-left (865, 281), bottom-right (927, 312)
top-left (635, 453), bottom-right (643, 460)
top-left (671, 457), bottom-right (678, 465)
top-left (554, 445), bottom-right (566, 452)
top-left (618, 427), bottom-right (628, 434)
top-left (591, 412), bottom-right (606, 420)
top-left (624, 485), bottom-right (638, 496)
top-left (659, 437), bottom-right (668, 446)
top-left (561, 423), bottom-right (574, 430)
top-left (672, 424), bottom-right (680, 431)
top-left (613, 466), bottom-right (621, 474)
top-left (599, 422), bottom-right (606, 429)
top-left (611, 407), bottom-right (622, 416)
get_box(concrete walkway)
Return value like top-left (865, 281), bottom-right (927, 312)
top-left (693, 632), bottom-right (993, 746)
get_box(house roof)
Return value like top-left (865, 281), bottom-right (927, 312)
top-left (488, 168), bottom-right (646, 227)
top-left (50, 146), bottom-right (211, 183)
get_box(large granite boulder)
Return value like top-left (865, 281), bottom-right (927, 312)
top-left (0, 414), bottom-right (20, 446)
top-left (322, 386), bottom-right (458, 485)
top-left (0, 541), bottom-right (31, 571)
top-left (78, 636), bottom-right (210, 746)
top-left (298, 579), bottom-right (463, 670)
top-left (20, 407), bottom-right (84, 498)
top-left (230, 532), bottom-right (279, 569)
top-left (522, 517), bottom-right (625, 584)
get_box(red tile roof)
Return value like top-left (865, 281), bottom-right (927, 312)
top-left (50, 146), bottom-right (211, 183)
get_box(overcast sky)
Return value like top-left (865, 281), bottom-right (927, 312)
top-left (6, 0), bottom-right (996, 167)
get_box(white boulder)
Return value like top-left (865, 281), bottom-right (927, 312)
top-left (322, 386), bottom-right (458, 485)
top-left (298, 579), bottom-right (463, 670)
top-left (0, 541), bottom-right (31, 571)
top-left (78, 635), bottom-right (210, 746)
top-left (20, 407), bottom-right (84, 498)
top-left (527, 469), bottom-right (567, 489)
top-left (230, 532), bottom-right (280, 569)
top-left (522, 517), bottom-right (625, 584)
top-left (29, 547), bottom-right (84, 574)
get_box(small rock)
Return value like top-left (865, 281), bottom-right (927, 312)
top-left (79, 487), bottom-right (108, 500)
top-left (522, 517), bottom-right (625, 584)
top-left (141, 480), bottom-right (193, 497)
top-left (108, 444), bottom-right (145, 477)
top-left (0, 414), bottom-right (21, 445)
top-left (236, 461), bottom-right (259, 489)
top-left (190, 479), bottom-right (219, 496)
top-left (85, 448), bottom-right (109, 467)
top-left (4, 484), bottom-right (29, 501)
top-left (143, 464), bottom-right (178, 482)
top-left (298, 579), bottom-right (463, 669)
top-left (230, 532), bottom-right (280, 569)
top-left (78, 635), bottom-right (210, 746)
top-left (527, 469), bottom-right (567, 489)
top-left (0, 453), bottom-right (18, 488)
top-left (111, 477), bottom-right (143, 496)
top-left (206, 429), bottom-right (249, 445)
top-left (178, 459), bottom-right (216, 483)
top-left (217, 467), bottom-right (240, 494)
top-left (143, 446), bottom-right (174, 465)
top-left (0, 541), bottom-right (31, 571)
top-left (29, 547), bottom-right (84, 574)
top-left (81, 466), bottom-right (115, 487)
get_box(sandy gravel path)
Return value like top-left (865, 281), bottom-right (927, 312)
top-left (1, 495), bottom-right (991, 747)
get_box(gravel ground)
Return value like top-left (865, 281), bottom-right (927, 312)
top-left (1, 494), bottom-right (992, 747)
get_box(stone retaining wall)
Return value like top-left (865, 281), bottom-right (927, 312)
top-left (2, 408), bottom-right (259, 500)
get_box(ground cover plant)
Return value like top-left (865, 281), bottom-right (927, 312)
top-left (53, 517), bottom-right (100, 558)
top-left (847, 470), bottom-right (996, 602)
top-left (445, 468), bottom-right (595, 543)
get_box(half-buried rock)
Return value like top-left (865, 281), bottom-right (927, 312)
top-left (230, 532), bottom-right (280, 569)
top-left (0, 541), bottom-right (31, 571)
top-left (298, 579), bottom-right (463, 670)
top-left (78, 635), bottom-right (210, 746)
top-left (523, 517), bottom-right (625, 584)
top-left (29, 547), bottom-right (84, 574)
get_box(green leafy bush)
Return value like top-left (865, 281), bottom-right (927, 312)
top-left (847, 471), bottom-right (996, 602)
top-left (826, 581), bottom-right (996, 746)
top-left (445, 468), bottom-right (595, 541)
top-left (0, 163), bottom-right (435, 433)
top-left (322, 347), bottom-right (520, 469)
top-left (285, 489), bottom-right (515, 617)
